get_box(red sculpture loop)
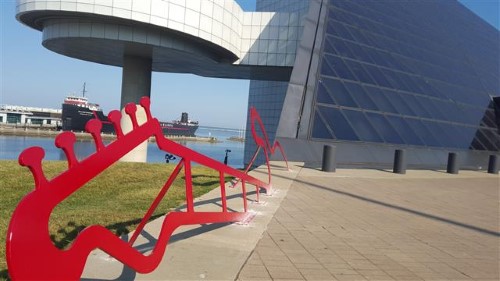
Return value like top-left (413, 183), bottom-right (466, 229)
top-left (232, 107), bottom-right (289, 196)
top-left (5, 97), bottom-right (289, 280)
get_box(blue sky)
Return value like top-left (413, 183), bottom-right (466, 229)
top-left (0, 0), bottom-right (498, 128)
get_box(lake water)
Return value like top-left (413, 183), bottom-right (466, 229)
top-left (0, 127), bottom-right (246, 169)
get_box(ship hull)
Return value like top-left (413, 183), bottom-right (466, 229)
top-left (160, 122), bottom-right (198, 137)
top-left (62, 104), bottom-right (114, 133)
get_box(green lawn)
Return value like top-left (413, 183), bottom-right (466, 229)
top-left (0, 160), bottom-right (226, 280)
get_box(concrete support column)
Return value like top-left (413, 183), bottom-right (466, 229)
top-left (120, 55), bottom-right (152, 162)
top-left (120, 55), bottom-right (152, 108)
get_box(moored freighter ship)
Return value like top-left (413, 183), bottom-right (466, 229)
top-left (61, 95), bottom-right (115, 133)
top-left (160, 112), bottom-right (199, 137)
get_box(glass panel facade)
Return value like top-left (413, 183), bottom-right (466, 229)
top-left (310, 0), bottom-right (500, 152)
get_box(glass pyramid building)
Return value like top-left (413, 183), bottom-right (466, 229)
top-left (245, 0), bottom-right (500, 169)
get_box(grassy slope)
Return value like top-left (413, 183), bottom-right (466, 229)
top-left (0, 160), bottom-right (226, 279)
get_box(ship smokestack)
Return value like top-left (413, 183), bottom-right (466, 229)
top-left (181, 112), bottom-right (189, 123)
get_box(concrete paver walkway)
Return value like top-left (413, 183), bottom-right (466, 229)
top-left (238, 167), bottom-right (499, 281)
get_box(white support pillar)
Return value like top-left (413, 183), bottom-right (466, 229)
top-left (120, 55), bottom-right (152, 162)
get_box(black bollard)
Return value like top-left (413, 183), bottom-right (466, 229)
top-left (393, 149), bottom-right (406, 174)
top-left (321, 145), bottom-right (336, 172)
top-left (446, 152), bottom-right (459, 174)
top-left (488, 155), bottom-right (499, 174)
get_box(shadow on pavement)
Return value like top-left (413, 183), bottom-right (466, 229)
top-left (267, 170), bottom-right (500, 237)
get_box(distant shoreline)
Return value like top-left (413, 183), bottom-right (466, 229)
top-left (227, 136), bottom-right (245, 142)
top-left (0, 125), bottom-right (218, 143)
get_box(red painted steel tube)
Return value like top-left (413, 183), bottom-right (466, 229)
top-left (128, 159), bottom-right (185, 246)
top-left (184, 160), bottom-right (194, 213)
top-left (219, 171), bottom-right (227, 212)
top-left (242, 181), bottom-right (247, 212)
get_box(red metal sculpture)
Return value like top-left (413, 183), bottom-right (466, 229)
top-left (5, 97), bottom-right (288, 280)
top-left (232, 107), bottom-right (290, 196)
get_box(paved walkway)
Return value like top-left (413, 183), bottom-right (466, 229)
top-left (82, 162), bottom-right (499, 280)
top-left (237, 167), bottom-right (499, 281)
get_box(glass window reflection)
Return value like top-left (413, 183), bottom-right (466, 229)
top-left (343, 109), bottom-right (383, 142)
top-left (318, 106), bottom-right (359, 141)
top-left (365, 112), bottom-right (405, 144)
top-left (321, 78), bottom-right (358, 108)
top-left (312, 111), bottom-right (335, 139)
